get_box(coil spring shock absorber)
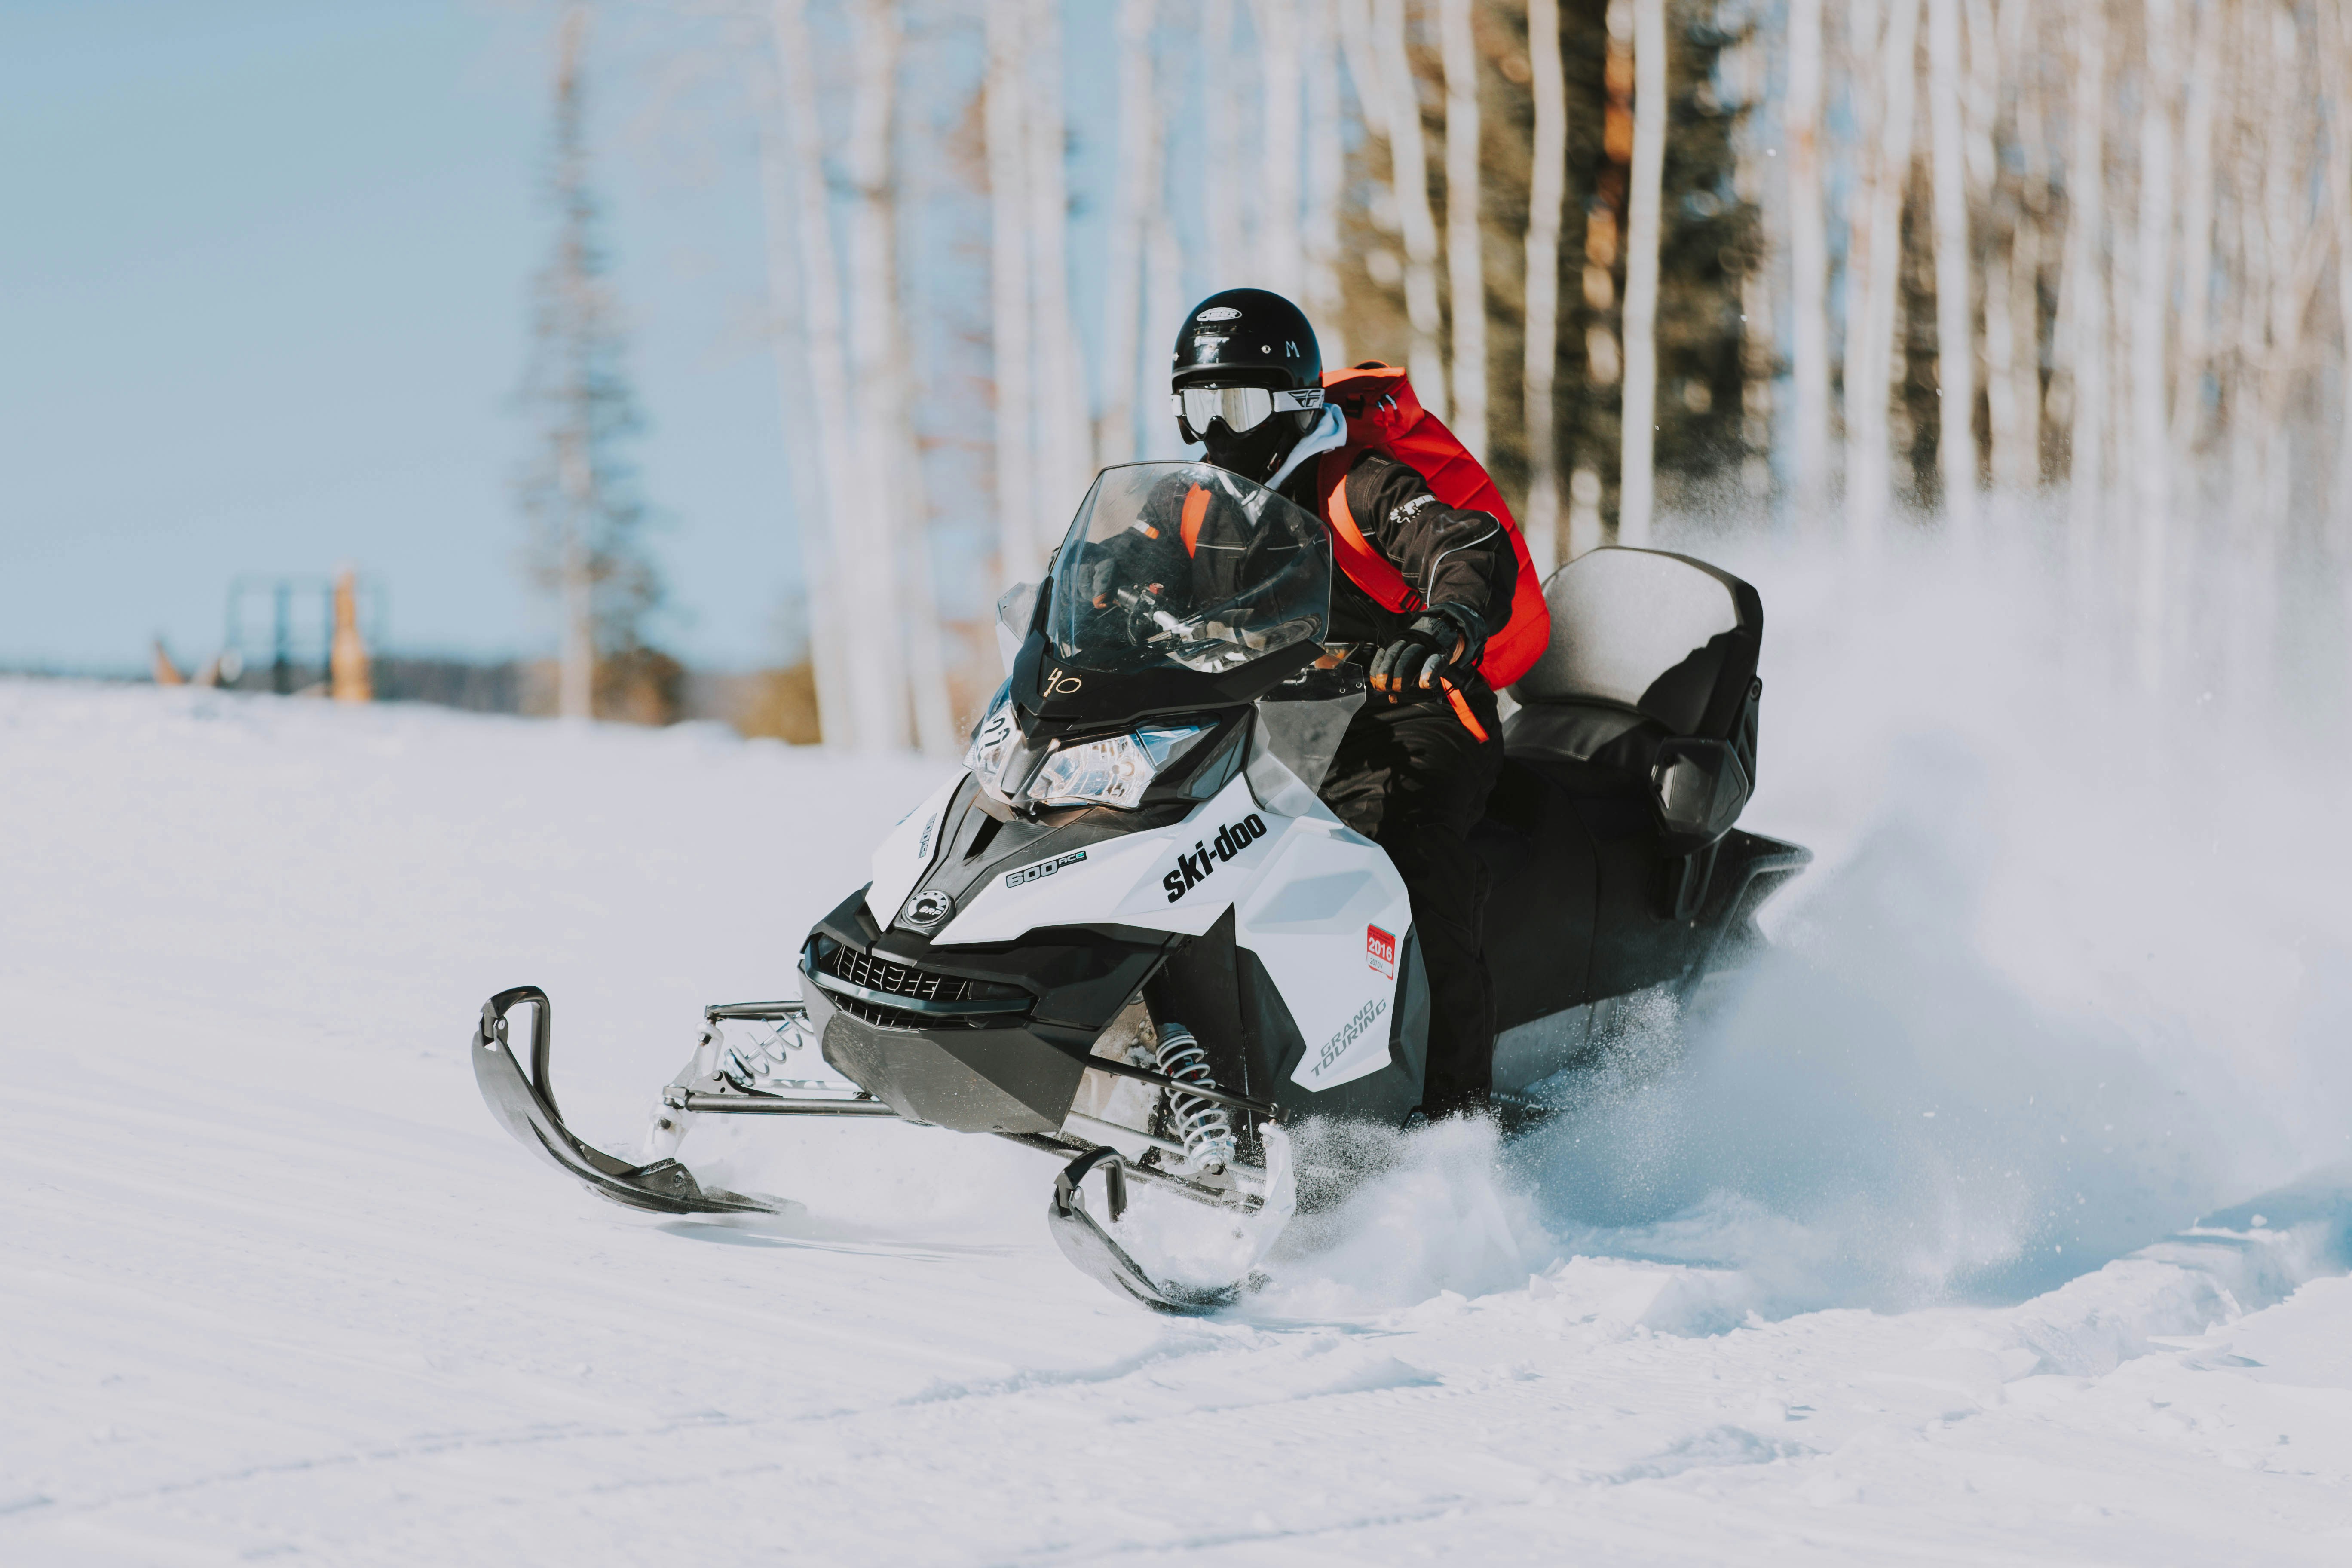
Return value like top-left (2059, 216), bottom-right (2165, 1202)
top-left (1152, 1023), bottom-right (1237, 1172)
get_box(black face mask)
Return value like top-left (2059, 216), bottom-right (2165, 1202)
top-left (1197, 413), bottom-right (1303, 483)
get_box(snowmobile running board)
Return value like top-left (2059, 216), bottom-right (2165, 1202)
top-left (473, 986), bottom-right (786, 1216)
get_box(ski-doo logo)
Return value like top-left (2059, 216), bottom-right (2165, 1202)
top-left (901, 889), bottom-right (955, 930)
top-left (1312, 996), bottom-right (1388, 1077)
top-left (1005, 849), bottom-right (1086, 889)
top-left (1161, 813), bottom-right (1268, 902)
top-left (1366, 924), bottom-right (1396, 978)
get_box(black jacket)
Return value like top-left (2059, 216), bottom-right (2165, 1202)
top-left (1274, 450), bottom-right (1517, 655)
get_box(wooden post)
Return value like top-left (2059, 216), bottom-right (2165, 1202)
top-left (331, 569), bottom-right (372, 703)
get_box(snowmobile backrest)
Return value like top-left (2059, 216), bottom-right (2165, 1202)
top-left (1509, 547), bottom-right (1761, 741)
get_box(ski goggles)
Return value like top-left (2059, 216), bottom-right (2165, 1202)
top-left (1171, 383), bottom-right (1324, 435)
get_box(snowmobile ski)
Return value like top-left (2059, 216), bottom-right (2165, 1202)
top-left (472, 986), bottom-right (775, 1216)
top-left (1043, 1124), bottom-right (1297, 1314)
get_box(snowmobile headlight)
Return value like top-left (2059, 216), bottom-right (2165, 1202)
top-left (1026, 723), bottom-right (1211, 810)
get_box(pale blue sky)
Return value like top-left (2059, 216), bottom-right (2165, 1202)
top-left (0, 0), bottom-right (1149, 672)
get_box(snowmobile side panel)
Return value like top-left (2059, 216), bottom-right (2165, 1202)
top-left (939, 772), bottom-right (1290, 945)
top-left (864, 772), bottom-right (965, 931)
top-left (471, 987), bottom-right (774, 1216)
top-left (1229, 816), bottom-right (1415, 1092)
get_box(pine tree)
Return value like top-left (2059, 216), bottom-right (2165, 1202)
top-left (518, 2), bottom-right (665, 721)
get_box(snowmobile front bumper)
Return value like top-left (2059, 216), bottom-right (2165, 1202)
top-left (471, 985), bottom-right (789, 1215)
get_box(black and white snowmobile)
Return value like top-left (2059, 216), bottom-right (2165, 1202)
top-left (471, 461), bottom-right (1809, 1311)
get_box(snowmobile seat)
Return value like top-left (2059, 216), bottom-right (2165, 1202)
top-left (1503, 547), bottom-right (1762, 842)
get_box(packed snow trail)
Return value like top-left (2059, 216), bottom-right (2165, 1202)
top-left (6, 542), bottom-right (2352, 1563)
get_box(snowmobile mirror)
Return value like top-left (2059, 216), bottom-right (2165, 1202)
top-left (1649, 736), bottom-right (1751, 852)
top-left (995, 580), bottom-right (1041, 675)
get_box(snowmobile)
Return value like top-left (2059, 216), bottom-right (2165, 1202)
top-left (471, 461), bottom-right (1809, 1312)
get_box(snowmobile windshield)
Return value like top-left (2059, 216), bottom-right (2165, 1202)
top-left (1044, 463), bottom-right (1330, 677)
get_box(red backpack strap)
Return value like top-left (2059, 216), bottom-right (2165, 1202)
top-left (1179, 484), bottom-right (1209, 556)
top-left (1316, 449), bottom-right (1422, 615)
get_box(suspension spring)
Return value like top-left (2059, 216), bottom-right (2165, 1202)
top-left (717, 1014), bottom-right (812, 1087)
top-left (1152, 1023), bottom-right (1237, 1172)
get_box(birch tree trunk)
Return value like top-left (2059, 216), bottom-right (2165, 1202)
top-left (1097, 0), bottom-right (1157, 469)
top-left (771, 0), bottom-right (865, 750)
top-left (1439, 0), bottom-right (1485, 457)
top-left (845, 0), bottom-right (914, 751)
top-left (2169, 0), bottom-right (2217, 458)
top-left (2061, 0), bottom-right (2107, 563)
top-left (1205, 0), bottom-right (1246, 279)
top-left (893, 408), bottom-right (959, 754)
top-left (1785, 0), bottom-right (1831, 527)
top-left (984, 0), bottom-right (1035, 585)
top-left (1142, 57), bottom-right (1184, 457)
top-left (1334, 0), bottom-right (1399, 352)
top-left (2128, 0), bottom-right (2179, 691)
top-left (1984, 214), bottom-right (2043, 493)
top-left (1523, 0), bottom-right (1568, 575)
top-left (1927, 0), bottom-right (1975, 536)
top-left (2000, 0), bottom-right (2047, 494)
top-left (1256, 0), bottom-right (1305, 299)
top-left (1335, 0), bottom-right (1385, 149)
top-left (1846, 0), bottom-right (1922, 550)
top-left (1026, 0), bottom-right (1090, 515)
top-left (1618, 0), bottom-right (1667, 545)
top-left (1374, 0), bottom-right (1448, 416)
top-left (2325, 1), bottom-right (2352, 559)
top-left (752, 41), bottom-right (848, 744)
top-left (1303, 0), bottom-right (1348, 358)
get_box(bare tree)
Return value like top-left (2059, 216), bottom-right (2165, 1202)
top-left (1205, 0), bottom-right (1247, 279)
top-left (1027, 0), bottom-right (1091, 516)
top-left (1844, 0), bottom-right (1921, 549)
top-left (1142, 47), bottom-right (1185, 457)
top-left (2059, 0), bottom-right (2107, 560)
top-left (1257, 0), bottom-right (1306, 299)
top-left (2170, 0), bottom-right (2219, 459)
top-left (1523, 0), bottom-right (1568, 573)
top-left (1373, 0), bottom-right (1448, 414)
top-left (1439, 0), bottom-right (1485, 456)
top-left (1927, 0), bottom-right (1975, 535)
top-left (1618, 0), bottom-right (1667, 544)
top-left (2128, 0), bottom-right (2180, 690)
top-left (1785, 0), bottom-right (1832, 526)
top-left (753, 5), bottom-right (846, 742)
top-left (845, 0), bottom-right (916, 750)
top-left (1303, 0), bottom-right (1348, 359)
top-left (985, 0), bottom-right (1035, 584)
top-left (1098, 0), bottom-right (1158, 469)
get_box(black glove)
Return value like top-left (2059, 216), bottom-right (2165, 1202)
top-left (1369, 603), bottom-right (1486, 701)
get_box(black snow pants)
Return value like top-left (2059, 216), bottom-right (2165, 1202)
top-left (1317, 683), bottom-right (1504, 1118)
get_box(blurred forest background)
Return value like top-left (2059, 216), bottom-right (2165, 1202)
top-left (46, 0), bottom-right (2352, 748)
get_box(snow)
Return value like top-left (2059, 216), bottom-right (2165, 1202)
top-left (6, 542), bottom-right (2352, 1563)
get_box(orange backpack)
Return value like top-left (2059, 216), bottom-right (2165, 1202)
top-left (1314, 363), bottom-right (1552, 690)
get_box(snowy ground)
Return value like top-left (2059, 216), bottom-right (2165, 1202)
top-left (6, 544), bottom-right (2352, 1564)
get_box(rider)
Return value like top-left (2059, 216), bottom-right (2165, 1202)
top-left (1171, 288), bottom-right (1516, 1119)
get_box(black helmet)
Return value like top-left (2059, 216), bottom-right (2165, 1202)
top-left (1170, 289), bottom-right (1324, 481)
